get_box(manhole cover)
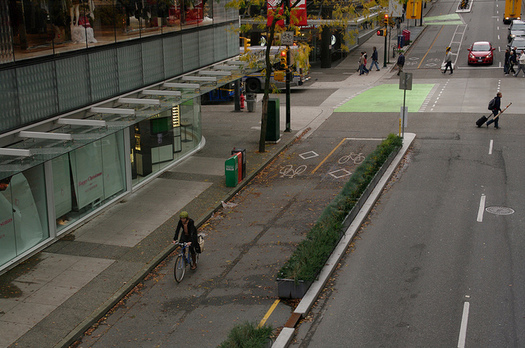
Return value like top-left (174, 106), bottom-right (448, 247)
top-left (485, 206), bottom-right (515, 215)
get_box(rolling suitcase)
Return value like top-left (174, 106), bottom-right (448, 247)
top-left (476, 102), bottom-right (512, 128)
top-left (476, 115), bottom-right (489, 127)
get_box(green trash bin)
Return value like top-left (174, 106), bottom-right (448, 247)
top-left (266, 98), bottom-right (280, 143)
top-left (225, 154), bottom-right (239, 187)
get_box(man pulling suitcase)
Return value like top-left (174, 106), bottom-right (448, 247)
top-left (476, 93), bottom-right (511, 128)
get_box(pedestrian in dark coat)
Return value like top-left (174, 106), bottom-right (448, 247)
top-left (396, 52), bottom-right (405, 76)
top-left (486, 92), bottom-right (502, 129)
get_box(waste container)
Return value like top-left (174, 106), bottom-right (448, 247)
top-left (402, 29), bottom-right (410, 44)
top-left (225, 154), bottom-right (238, 187)
top-left (266, 98), bottom-right (280, 143)
top-left (247, 93), bottom-right (256, 112)
top-left (231, 148), bottom-right (247, 179)
top-left (231, 151), bottom-right (243, 182)
top-left (397, 35), bottom-right (404, 48)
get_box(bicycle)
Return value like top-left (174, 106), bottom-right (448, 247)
top-left (173, 241), bottom-right (198, 283)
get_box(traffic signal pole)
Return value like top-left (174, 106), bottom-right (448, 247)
top-left (383, 33), bottom-right (387, 68)
top-left (383, 14), bottom-right (389, 67)
top-left (284, 1), bottom-right (291, 132)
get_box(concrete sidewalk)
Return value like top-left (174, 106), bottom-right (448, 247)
top-left (0, 23), bottom-right (428, 348)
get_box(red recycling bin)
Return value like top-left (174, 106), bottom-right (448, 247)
top-left (233, 152), bottom-right (243, 182)
top-left (402, 29), bottom-right (410, 44)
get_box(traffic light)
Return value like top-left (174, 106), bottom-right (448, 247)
top-left (376, 29), bottom-right (386, 37)
top-left (384, 14), bottom-right (389, 26)
top-left (280, 49), bottom-right (288, 69)
top-left (240, 37), bottom-right (251, 51)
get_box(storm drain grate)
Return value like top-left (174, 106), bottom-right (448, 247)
top-left (485, 206), bottom-right (515, 215)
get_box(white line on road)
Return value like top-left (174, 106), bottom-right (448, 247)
top-left (458, 302), bottom-right (470, 348)
top-left (489, 139), bottom-right (494, 155)
top-left (477, 194), bottom-right (486, 222)
top-left (498, 34), bottom-right (500, 40)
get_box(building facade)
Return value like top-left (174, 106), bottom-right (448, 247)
top-left (0, 0), bottom-right (249, 273)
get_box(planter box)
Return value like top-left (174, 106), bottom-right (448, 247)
top-left (276, 145), bottom-right (401, 299)
top-left (277, 278), bottom-right (313, 299)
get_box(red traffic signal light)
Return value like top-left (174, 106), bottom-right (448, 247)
top-left (280, 49), bottom-right (288, 68)
top-left (376, 29), bottom-right (386, 37)
top-left (384, 14), bottom-right (389, 24)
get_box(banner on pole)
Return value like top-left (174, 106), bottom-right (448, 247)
top-left (267, 0), bottom-right (307, 27)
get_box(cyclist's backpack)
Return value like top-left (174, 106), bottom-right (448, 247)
top-left (488, 98), bottom-right (496, 110)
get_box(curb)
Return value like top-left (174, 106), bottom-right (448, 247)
top-left (271, 133), bottom-right (416, 348)
top-left (55, 133), bottom-right (300, 348)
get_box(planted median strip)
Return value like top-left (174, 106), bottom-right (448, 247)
top-left (220, 134), bottom-right (403, 346)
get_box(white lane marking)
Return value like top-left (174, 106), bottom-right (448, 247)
top-left (489, 139), bottom-right (494, 155)
top-left (477, 194), bottom-right (486, 222)
top-left (498, 34), bottom-right (500, 40)
top-left (458, 302), bottom-right (470, 348)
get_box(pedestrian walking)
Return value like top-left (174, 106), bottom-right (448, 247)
top-left (513, 49), bottom-right (525, 76)
top-left (396, 51), bottom-right (405, 76)
top-left (486, 92), bottom-right (502, 129)
top-left (504, 48), bottom-right (511, 75)
top-left (508, 49), bottom-right (517, 75)
top-left (369, 47), bottom-right (380, 71)
top-left (359, 52), bottom-right (369, 75)
top-left (443, 47), bottom-right (453, 74)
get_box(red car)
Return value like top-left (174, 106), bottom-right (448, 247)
top-left (467, 41), bottom-right (495, 65)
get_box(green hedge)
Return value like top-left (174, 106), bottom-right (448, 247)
top-left (278, 134), bottom-right (402, 282)
top-left (218, 322), bottom-right (273, 348)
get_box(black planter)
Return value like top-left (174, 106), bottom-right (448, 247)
top-left (277, 278), bottom-right (313, 299)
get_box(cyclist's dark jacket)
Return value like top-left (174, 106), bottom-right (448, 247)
top-left (174, 218), bottom-right (201, 253)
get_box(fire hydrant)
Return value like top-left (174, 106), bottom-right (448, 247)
top-left (240, 93), bottom-right (245, 109)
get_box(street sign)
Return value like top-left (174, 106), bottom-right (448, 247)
top-left (281, 31), bottom-right (294, 45)
top-left (399, 72), bottom-right (413, 90)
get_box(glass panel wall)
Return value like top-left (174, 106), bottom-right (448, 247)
top-left (55, 130), bottom-right (127, 232)
top-left (130, 95), bottom-right (202, 185)
top-left (0, 164), bottom-right (49, 266)
top-left (3, 0), bottom-right (230, 63)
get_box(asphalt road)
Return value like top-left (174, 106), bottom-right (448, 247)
top-left (291, 0), bottom-right (525, 346)
top-left (294, 129), bottom-right (525, 347)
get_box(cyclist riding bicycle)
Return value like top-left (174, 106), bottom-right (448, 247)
top-left (173, 211), bottom-right (200, 269)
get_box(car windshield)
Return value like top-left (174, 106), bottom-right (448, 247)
top-left (472, 43), bottom-right (491, 51)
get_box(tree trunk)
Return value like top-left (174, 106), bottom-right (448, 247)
top-left (258, 14), bottom-right (279, 153)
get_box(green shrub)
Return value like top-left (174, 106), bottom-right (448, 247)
top-left (278, 133), bottom-right (402, 282)
top-left (218, 322), bottom-right (273, 348)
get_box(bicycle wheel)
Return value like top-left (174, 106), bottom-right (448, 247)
top-left (174, 254), bottom-right (186, 282)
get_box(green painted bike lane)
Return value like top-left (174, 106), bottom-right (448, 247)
top-left (335, 83), bottom-right (435, 113)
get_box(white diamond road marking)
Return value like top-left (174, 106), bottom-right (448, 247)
top-left (299, 151), bottom-right (319, 160)
top-left (329, 169), bottom-right (352, 179)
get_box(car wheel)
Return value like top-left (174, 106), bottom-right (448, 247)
top-left (245, 79), bottom-right (261, 93)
